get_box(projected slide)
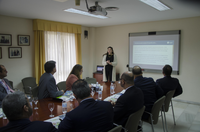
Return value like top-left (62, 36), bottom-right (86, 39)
top-left (129, 31), bottom-right (180, 74)
top-left (132, 40), bottom-right (174, 66)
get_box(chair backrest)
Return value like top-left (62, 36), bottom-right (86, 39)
top-left (125, 106), bottom-right (145, 132)
top-left (85, 77), bottom-right (97, 84)
top-left (31, 86), bottom-right (39, 97)
top-left (8, 80), bottom-right (13, 88)
top-left (164, 90), bottom-right (175, 112)
top-left (108, 125), bottom-right (122, 132)
top-left (21, 77), bottom-right (37, 94)
top-left (150, 96), bottom-right (166, 124)
top-left (57, 81), bottom-right (66, 91)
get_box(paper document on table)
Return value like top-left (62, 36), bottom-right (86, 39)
top-left (104, 89), bottom-right (125, 102)
top-left (45, 116), bottom-right (61, 128)
top-left (57, 96), bottom-right (70, 101)
top-left (0, 108), bottom-right (3, 118)
top-left (104, 93), bottom-right (121, 102)
top-left (120, 89), bottom-right (125, 94)
top-left (56, 90), bottom-right (74, 101)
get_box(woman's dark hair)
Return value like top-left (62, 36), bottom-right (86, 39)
top-left (69, 64), bottom-right (83, 79)
top-left (102, 46), bottom-right (114, 56)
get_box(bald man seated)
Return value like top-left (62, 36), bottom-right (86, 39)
top-left (111, 71), bottom-right (144, 127)
top-left (132, 66), bottom-right (164, 120)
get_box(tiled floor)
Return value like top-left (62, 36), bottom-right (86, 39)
top-left (142, 100), bottom-right (200, 132)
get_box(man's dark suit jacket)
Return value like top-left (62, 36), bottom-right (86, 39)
top-left (114, 86), bottom-right (144, 127)
top-left (134, 76), bottom-right (163, 119)
top-left (0, 78), bottom-right (13, 108)
top-left (58, 98), bottom-right (114, 132)
top-left (156, 76), bottom-right (183, 97)
top-left (38, 73), bottom-right (63, 99)
top-left (0, 119), bottom-right (57, 132)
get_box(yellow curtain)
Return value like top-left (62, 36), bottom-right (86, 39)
top-left (33, 19), bottom-right (82, 84)
top-left (34, 31), bottom-right (45, 84)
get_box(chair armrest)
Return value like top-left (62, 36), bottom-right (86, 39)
top-left (113, 123), bottom-right (128, 132)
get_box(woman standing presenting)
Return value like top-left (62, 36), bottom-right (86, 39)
top-left (102, 46), bottom-right (117, 82)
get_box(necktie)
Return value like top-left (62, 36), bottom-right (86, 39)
top-left (2, 79), bottom-right (14, 93)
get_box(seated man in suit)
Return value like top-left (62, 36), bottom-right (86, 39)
top-left (38, 60), bottom-right (64, 99)
top-left (156, 64), bottom-right (183, 97)
top-left (58, 79), bottom-right (114, 132)
top-left (0, 91), bottom-right (57, 132)
top-left (132, 66), bottom-right (163, 120)
top-left (110, 71), bottom-right (144, 127)
top-left (0, 65), bottom-right (14, 108)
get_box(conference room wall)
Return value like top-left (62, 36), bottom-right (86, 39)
top-left (0, 15), bottom-right (94, 90)
top-left (0, 15), bottom-right (34, 91)
top-left (81, 27), bottom-right (96, 79)
top-left (94, 16), bottom-right (200, 103)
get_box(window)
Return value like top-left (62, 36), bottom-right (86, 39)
top-left (44, 31), bottom-right (76, 83)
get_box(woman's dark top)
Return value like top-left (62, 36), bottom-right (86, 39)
top-left (105, 54), bottom-right (114, 70)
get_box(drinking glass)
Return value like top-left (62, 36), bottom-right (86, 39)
top-left (91, 87), bottom-right (95, 97)
top-left (48, 103), bottom-right (54, 117)
top-left (33, 97), bottom-right (38, 109)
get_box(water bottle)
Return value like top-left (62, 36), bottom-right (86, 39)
top-left (110, 83), bottom-right (114, 95)
top-left (62, 99), bottom-right (67, 114)
top-left (96, 82), bottom-right (99, 91)
top-left (98, 91), bottom-right (102, 100)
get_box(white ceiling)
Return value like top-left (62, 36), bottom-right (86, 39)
top-left (0, 0), bottom-right (200, 27)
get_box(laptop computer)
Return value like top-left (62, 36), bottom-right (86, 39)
top-left (96, 65), bottom-right (104, 73)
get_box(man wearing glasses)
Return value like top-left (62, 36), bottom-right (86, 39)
top-left (110, 71), bottom-right (144, 127)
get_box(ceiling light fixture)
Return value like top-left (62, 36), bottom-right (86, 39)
top-left (140, 0), bottom-right (171, 11)
top-left (64, 8), bottom-right (108, 19)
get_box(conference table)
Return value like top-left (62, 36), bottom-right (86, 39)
top-left (0, 81), bottom-right (123, 127)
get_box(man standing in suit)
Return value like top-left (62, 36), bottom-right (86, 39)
top-left (0, 65), bottom-right (14, 108)
top-left (156, 65), bottom-right (183, 97)
top-left (58, 79), bottom-right (114, 132)
top-left (132, 66), bottom-right (163, 120)
top-left (0, 91), bottom-right (58, 132)
top-left (38, 61), bottom-right (63, 99)
top-left (110, 71), bottom-right (144, 127)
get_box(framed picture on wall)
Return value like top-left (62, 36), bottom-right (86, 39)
top-left (0, 47), bottom-right (2, 59)
top-left (0, 34), bottom-right (12, 46)
top-left (18, 35), bottom-right (30, 46)
top-left (8, 47), bottom-right (22, 58)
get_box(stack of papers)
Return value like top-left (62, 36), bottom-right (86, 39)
top-left (56, 91), bottom-right (75, 101)
top-left (45, 116), bottom-right (61, 128)
top-left (104, 90), bottom-right (125, 102)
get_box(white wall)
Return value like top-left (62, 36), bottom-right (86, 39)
top-left (0, 15), bottom-right (34, 90)
top-left (94, 16), bottom-right (200, 103)
top-left (81, 27), bottom-right (96, 79)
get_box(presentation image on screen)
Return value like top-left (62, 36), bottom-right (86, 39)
top-left (129, 30), bottom-right (180, 74)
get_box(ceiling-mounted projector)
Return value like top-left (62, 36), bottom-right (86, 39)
top-left (88, 2), bottom-right (107, 16)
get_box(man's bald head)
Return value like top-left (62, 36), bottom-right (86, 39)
top-left (132, 66), bottom-right (142, 76)
top-left (121, 71), bottom-right (134, 85)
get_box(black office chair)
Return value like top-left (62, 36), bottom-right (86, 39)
top-left (21, 77), bottom-right (37, 94)
top-left (57, 81), bottom-right (66, 91)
